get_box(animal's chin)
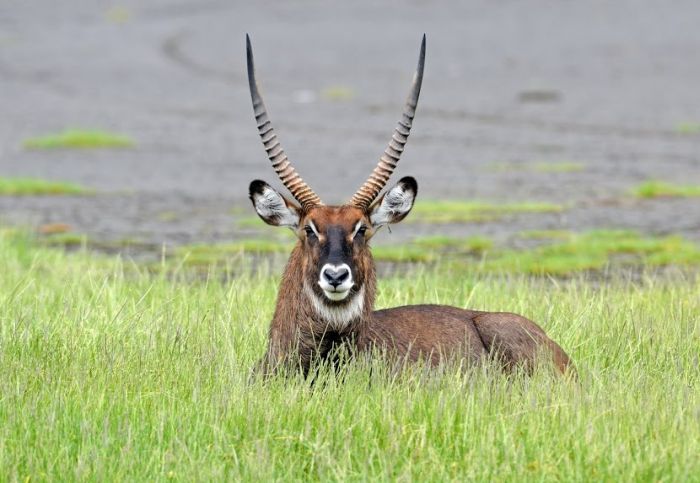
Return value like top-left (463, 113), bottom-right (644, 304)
top-left (322, 289), bottom-right (351, 302)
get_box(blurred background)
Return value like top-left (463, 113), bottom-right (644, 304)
top-left (1, 0), bottom-right (698, 267)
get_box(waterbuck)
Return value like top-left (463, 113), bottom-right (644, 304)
top-left (245, 35), bottom-right (573, 377)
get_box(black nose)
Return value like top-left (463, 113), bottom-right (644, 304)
top-left (322, 266), bottom-right (350, 288)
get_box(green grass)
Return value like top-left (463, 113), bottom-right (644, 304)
top-left (483, 229), bottom-right (700, 275)
top-left (414, 235), bottom-right (494, 253)
top-left (40, 232), bottom-right (88, 247)
top-left (105, 6), bottom-right (131, 23)
top-left (156, 211), bottom-right (180, 223)
top-left (169, 230), bottom-right (700, 275)
top-left (0, 230), bottom-right (698, 480)
top-left (391, 230), bottom-right (700, 275)
top-left (39, 233), bottom-right (157, 255)
top-left (172, 235), bottom-right (493, 265)
top-left (321, 85), bottom-right (355, 101)
top-left (631, 180), bottom-right (700, 199)
top-left (371, 244), bottom-right (436, 263)
top-left (235, 215), bottom-right (269, 228)
top-left (518, 230), bottom-right (574, 241)
top-left (175, 239), bottom-right (294, 266)
top-left (23, 129), bottom-right (134, 149)
top-left (0, 177), bottom-right (90, 196)
top-left (411, 200), bottom-right (564, 224)
top-left (371, 236), bottom-right (494, 263)
top-left (675, 122), bottom-right (700, 135)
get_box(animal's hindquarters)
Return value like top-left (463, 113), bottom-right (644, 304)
top-left (472, 312), bottom-right (575, 375)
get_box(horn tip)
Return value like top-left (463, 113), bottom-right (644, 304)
top-left (416, 34), bottom-right (426, 77)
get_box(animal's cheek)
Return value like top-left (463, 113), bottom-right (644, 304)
top-left (302, 248), bottom-right (318, 267)
top-left (306, 243), bottom-right (320, 257)
top-left (352, 239), bottom-right (367, 254)
top-left (306, 250), bottom-right (321, 268)
top-left (354, 245), bottom-right (370, 260)
top-left (351, 254), bottom-right (366, 278)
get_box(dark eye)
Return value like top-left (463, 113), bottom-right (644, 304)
top-left (304, 226), bottom-right (316, 238)
top-left (356, 226), bottom-right (367, 237)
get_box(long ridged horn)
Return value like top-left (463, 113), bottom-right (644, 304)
top-left (350, 34), bottom-right (426, 209)
top-left (246, 34), bottom-right (323, 209)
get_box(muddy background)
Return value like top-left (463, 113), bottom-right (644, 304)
top-left (1, 1), bottom-right (698, 253)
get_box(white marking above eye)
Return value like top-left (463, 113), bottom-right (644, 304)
top-left (307, 220), bottom-right (320, 237)
top-left (352, 220), bottom-right (364, 238)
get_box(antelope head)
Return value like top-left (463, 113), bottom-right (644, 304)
top-left (246, 35), bottom-right (424, 320)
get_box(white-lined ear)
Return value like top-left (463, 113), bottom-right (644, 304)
top-left (249, 180), bottom-right (300, 228)
top-left (369, 176), bottom-right (418, 228)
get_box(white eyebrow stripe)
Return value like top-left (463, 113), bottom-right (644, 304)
top-left (308, 220), bottom-right (320, 237)
top-left (352, 220), bottom-right (363, 237)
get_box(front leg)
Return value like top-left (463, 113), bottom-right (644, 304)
top-left (252, 325), bottom-right (342, 378)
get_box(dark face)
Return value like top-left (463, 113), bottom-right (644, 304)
top-left (300, 206), bottom-right (372, 302)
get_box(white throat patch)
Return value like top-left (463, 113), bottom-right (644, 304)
top-left (303, 282), bottom-right (365, 332)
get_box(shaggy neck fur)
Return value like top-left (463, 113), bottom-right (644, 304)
top-left (261, 243), bottom-right (376, 375)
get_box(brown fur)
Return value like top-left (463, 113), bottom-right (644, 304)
top-left (245, 36), bottom-right (574, 378)
top-left (255, 206), bottom-right (575, 378)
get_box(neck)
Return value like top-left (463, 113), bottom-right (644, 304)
top-left (302, 283), bottom-right (367, 332)
top-left (261, 244), bottom-right (375, 374)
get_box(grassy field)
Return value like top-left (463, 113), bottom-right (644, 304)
top-left (1, 230), bottom-right (699, 481)
top-left (0, 177), bottom-right (90, 196)
top-left (410, 199), bottom-right (564, 224)
top-left (631, 180), bottom-right (700, 199)
top-left (162, 229), bottom-right (700, 272)
top-left (23, 129), bottom-right (134, 150)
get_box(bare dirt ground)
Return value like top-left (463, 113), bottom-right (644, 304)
top-left (1, 1), bottom-right (699, 251)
